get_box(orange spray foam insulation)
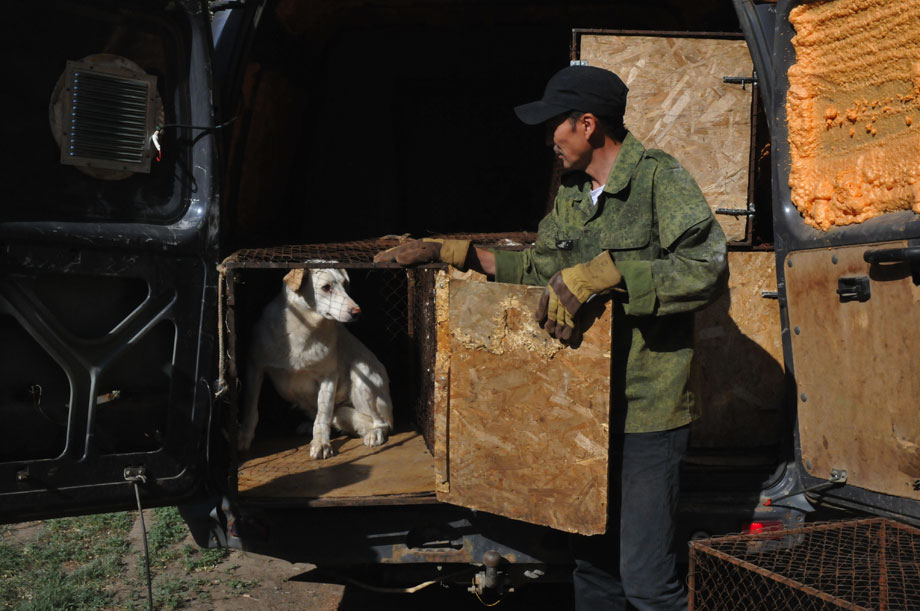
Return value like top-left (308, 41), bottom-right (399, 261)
top-left (786, 0), bottom-right (920, 231)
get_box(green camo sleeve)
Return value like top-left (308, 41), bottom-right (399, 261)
top-left (620, 159), bottom-right (728, 316)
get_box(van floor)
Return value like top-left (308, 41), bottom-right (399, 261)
top-left (237, 428), bottom-right (436, 505)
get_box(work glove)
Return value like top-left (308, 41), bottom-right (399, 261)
top-left (535, 251), bottom-right (622, 342)
top-left (373, 238), bottom-right (471, 268)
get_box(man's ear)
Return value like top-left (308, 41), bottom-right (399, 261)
top-left (582, 113), bottom-right (598, 140)
top-left (283, 269), bottom-right (305, 291)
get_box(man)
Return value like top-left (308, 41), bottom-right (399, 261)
top-left (376, 64), bottom-right (727, 610)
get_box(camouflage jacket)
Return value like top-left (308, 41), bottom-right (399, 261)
top-left (492, 132), bottom-right (728, 433)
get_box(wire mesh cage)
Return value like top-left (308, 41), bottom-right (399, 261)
top-left (688, 518), bottom-right (920, 610)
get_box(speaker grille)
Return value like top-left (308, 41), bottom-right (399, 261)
top-left (60, 60), bottom-right (157, 174)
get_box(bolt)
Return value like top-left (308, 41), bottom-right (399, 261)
top-left (794, 326), bottom-right (801, 335)
top-left (801, 393), bottom-right (808, 402)
top-left (832, 255), bottom-right (838, 264)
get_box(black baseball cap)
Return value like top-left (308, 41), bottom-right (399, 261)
top-left (514, 65), bottom-right (629, 125)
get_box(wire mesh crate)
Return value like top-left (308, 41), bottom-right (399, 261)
top-left (689, 518), bottom-right (920, 610)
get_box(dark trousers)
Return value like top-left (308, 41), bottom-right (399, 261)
top-left (571, 426), bottom-right (690, 611)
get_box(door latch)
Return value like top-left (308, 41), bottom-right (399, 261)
top-left (837, 276), bottom-right (870, 302)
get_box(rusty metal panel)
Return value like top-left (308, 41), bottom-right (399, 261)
top-left (692, 251), bottom-right (784, 449)
top-left (436, 274), bottom-right (612, 535)
top-left (785, 242), bottom-right (920, 501)
top-left (578, 34), bottom-right (754, 242)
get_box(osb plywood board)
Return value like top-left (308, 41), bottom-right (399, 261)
top-left (580, 35), bottom-right (753, 242)
top-left (692, 251), bottom-right (784, 449)
top-left (785, 243), bottom-right (920, 501)
top-left (237, 430), bottom-right (435, 500)
top-left (438, 277), bottom-right (613, 535)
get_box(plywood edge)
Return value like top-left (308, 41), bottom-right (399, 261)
top-left (433, 269), bottom-right (451, 494)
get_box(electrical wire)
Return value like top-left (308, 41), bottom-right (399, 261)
top-left (157, 114), bottom-right (239, 132)
top-left (472, 576), bottom-right (503, 607)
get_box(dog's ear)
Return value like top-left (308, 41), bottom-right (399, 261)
top-left (283, 269), bottom-right (305, 291)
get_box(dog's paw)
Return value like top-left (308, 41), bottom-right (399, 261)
top-left (362, 427), bottom-right (388, 447)
top-left (310, 440), bottom-right (335, 459)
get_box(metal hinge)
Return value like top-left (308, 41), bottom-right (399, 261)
top-left (723, 75), bottom-right (757, 90)
top-left (570, 60), bottom-right (589, 67)
top-left (715, 206), bottom-right (755, 217)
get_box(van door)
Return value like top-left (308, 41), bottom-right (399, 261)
top-left (735, 0), bottom-right (920, 522)
top-left (0, 1), bottom-right (221, 522)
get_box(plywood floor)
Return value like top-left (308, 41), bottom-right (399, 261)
top-left (237, 429), bottom-right (436, 503)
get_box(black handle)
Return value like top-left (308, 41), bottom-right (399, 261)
top-left (863, 247), bottom-right (920, 264)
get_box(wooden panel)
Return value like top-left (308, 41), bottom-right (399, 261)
top-left (785, 242), bottom-right (920, 501)
top-left (580, 35), bottom-right (753, 242)
top-left (237, 429), bottom-right (435, 501)
top-left (437, 277), bottom-right (612, 534)
top-left (691, 251), bottom-right (784, 449)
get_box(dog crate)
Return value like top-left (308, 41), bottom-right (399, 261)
top-left (688, 518), bottom-right (920, 610)
top-left (216, 233), bottom-right (616, 535)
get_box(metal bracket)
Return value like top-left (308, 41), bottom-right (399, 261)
top-left (761, 291), bottom-right (779, 300)
top-left (570, 60), bottom-right (589, 67)
top-left (765, 469), bottom-right (847, 506)
top-left (124, 466), bottom-right (148, 484)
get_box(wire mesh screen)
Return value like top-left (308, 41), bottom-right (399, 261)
top-left (220, 233), bottom-right (535, 270)
top-left (689, 518), bottom-right (920, 610)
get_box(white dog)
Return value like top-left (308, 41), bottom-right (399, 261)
top-left (238, 268), bottom-right (394, 459)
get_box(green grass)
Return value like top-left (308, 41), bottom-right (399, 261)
top-left (0, 512), bottom-right (134, 610)
top-left (181, 543), bottom-right (230, 572)
top-left (1, 507), bottom-right (252, 611)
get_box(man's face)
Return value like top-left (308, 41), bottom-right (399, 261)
top-left (546, 113), bottom-right (591, 171)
